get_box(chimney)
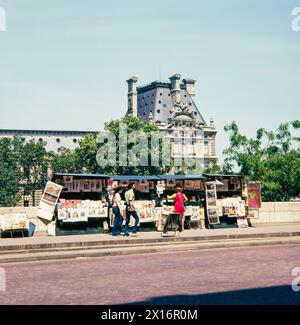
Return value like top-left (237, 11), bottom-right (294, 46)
top-left (182, 78), bottom-right (196, 102)
top-left (169, 74), bottom-right (181, 103)
top-left (126, 77), bottom-right (138, 116)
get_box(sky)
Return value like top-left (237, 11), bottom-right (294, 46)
top-left (0, 0), bottom-right (299, 160)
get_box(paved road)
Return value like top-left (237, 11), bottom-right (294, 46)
top-left (0, 244), bottom-right (299, 305)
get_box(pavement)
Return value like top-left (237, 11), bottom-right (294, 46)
top-left (0, 223), bottom-right (300, 263)
top-left (0, 244), bottom-right (300, 305)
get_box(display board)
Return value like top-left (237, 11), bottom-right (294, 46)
top-left (57, 199), bottom-right (108, 223)
top-left (205, 182), bottom-right (220, 224)
top-left (247, 182), bottom-right (261, 209)
top-left (37, 182), bottom-right (63, 221)
top-left (0, 213), bottom-right (29, 232)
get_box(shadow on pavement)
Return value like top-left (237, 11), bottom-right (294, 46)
top-left (129, 285), bottom-right (300, 305)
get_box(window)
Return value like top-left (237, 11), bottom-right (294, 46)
top-left (184, 94), bottom-right (187, 98)
top-left (163, 104), bottom-right (166, 107)
top-left (56, 138), bottom-right (60, 143)
top-left (38, 138), bottom-right (43, 142)
top-left (168, 93), bottom-right (171, 96)
top-left (158, 100), bottom-right (161, 104)
top-left (204, 141), bottom-right (209, 155)
top-left (160, 92), bottom-right (162, 96)
top-left (194, 112), bottom-right (197, 116)
top-left (24, 200), bottom-right (29, 207)
top-left (157, 109), bottom-right (160, 114)
top-left (189, 102), bottom-right (192, 106)
top-left (73, 139), bottom-right (77, 143)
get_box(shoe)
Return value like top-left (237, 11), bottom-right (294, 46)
top-left (124, 233), bottom-right (129, 237)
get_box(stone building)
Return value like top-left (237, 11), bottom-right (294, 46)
top-left (0, 129), bottom-right (97, 153)
top-left (126, 74), bottom-right (217, 170)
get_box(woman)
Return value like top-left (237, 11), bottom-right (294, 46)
top-left (167, 185), bottom-right (188, 231)
top-left (111, 187), bottom-right (123, 236)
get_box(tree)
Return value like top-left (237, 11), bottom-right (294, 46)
top-left (19, 140), bottom-right (48, 206)
top-left (0, 138), bottom-right (21, 206)
top-left (49, 149), bottom-right (79, 174)
top-left (75, 116), bottom-right (172, 175)
top-left (223, 120), bottom-right (300, 201)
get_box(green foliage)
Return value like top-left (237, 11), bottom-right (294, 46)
top-left (49, 149), bottom-right (79, 174)
top-left (223, 120), bottom-right (300, 201)
top-left (70, 116), bottom-right (171, 175)
top-left (0, 138), bottom-right (21, 206)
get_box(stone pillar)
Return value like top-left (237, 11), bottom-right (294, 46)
top-left (183, 78), bottom-right (196, 102)
top-left (169, 74), bottom-right (181, 104)
top-left (126, 77), bottom-right (138, 116)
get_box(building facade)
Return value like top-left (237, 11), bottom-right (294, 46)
top-left (0, 129), bottom-right (97, 153)
top-left (126, 74), bottom-right (217, 170)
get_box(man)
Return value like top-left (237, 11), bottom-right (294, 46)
top-left (124, 183), bottom-right (139, 236)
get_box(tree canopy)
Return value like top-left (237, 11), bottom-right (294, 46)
top-left (222, 120), bottom-right (300, 201)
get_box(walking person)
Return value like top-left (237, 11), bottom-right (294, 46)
top-left (167, 185), bottom-right (188, 231)
top-left (111, 187), bottom-right (123, 236)
top-left (124, 183), bottom-right (139, 236)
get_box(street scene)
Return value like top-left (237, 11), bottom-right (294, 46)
top-left (0, 0), bottom-right (300, 314)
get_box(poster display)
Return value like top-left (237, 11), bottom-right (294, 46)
top-left (37, 182), bottom-right (63, 221)
top-left (247, 182), bottom-right (261, 209)
top-left (0, 213), bottom-right (29, 232)
top-left (57, 199), bottom-right (108, 222)
top-left (205, 182), bottom-right (220, 224)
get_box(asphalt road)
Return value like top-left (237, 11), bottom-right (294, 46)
top-left (0, 244), bottom-right (299, 305)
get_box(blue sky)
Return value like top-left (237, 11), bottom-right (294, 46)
top-left (0, 0), bottom-right (299, 159)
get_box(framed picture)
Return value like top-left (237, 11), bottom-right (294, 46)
top-left (63, 176), bottom-right (73, 184)
top-left (166, 179), bottom-right (176, 188)
top-left (247, 186), bottom-right (261, 209)
top-left (194, 180), bottom-right (204, 190)
top-left (82, 179), bottom-right (92, 192)
top-left (119, 180), bottom-right (129, 188)
top-left (184, 180), bottom-right (195, 190)
top-left (44, 182), bottom-right (62, 197)
top-left (42, 193), bottom-right (57, 205)
top-left (95, 180), bottom-right (103, 192)
top-left (149, 181), bottom-right (155, 190)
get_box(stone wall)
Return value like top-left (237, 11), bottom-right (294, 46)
top-left (252, 202), bottom-right (300, 225)
top-left (0, 207), bottom-right (47, 235)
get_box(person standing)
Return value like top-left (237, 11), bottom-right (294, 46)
top-left (167, 185), bottom-right (188, 231)
top-left (124, 183), bottom-right (139, 236)
top-left (111, 187), bottom-right (123, 236)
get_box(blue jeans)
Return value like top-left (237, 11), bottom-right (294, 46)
top-left (112, 207), bottom-right (123, 235)
top-left (124, 208), bottom-right (139, 235)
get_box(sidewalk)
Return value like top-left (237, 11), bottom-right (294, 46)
top-left (0, 223), bottom-right (299, 263)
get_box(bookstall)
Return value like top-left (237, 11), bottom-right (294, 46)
top-left (109, 175), bottom-right (160, 230)
top-left (203, 174), bottom-right (252, 229)
top-left (50, 173), bottom-right (110, 234)
top-left (156, 175), bottom-right (206, 231)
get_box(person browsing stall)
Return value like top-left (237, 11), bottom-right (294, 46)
top-left (111, 187), bottom-right (123, 236)
top-left (167, 185), bottom-right (188, 231)
top-left (124, 183), bottom-right (139, 236)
